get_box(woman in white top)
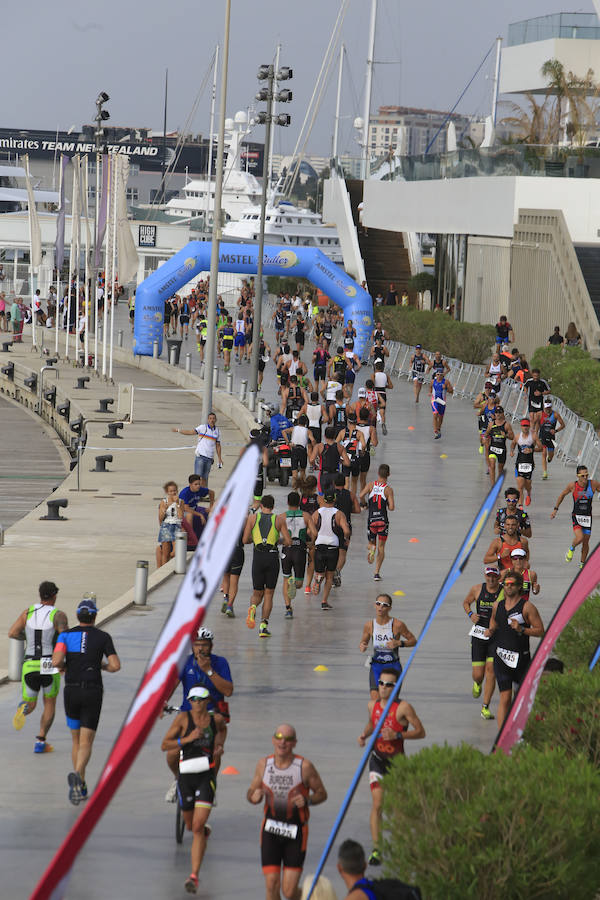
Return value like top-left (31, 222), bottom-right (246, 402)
top-left (305, 391), bottom-right (326, 443)
top-left (359, 594), bottom-right (417, 700)
top-left (157, 481), bottom-right (185, 568)
top-left (283, 414), bottom-right (314, 487)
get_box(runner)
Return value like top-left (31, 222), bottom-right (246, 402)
top-left (281, 491), bottom-right (317, 618)
top-left (329, 346), bottom-right (348, 388)
top-left (333, 472), bottom-right (361, 586)
top-left (503, 548), bottom-right (540, 600)
top-left (304, 391), bottom-right (326, 445)
top-left (312, 340), bottom-right (330, 393)
top-left (484, 515), bottom-right (529, 570)
top-left (485, 571), bottom-right (545, 727)
top-left (243, 496), bottom-right (292, 639)
top-left (221, 533), bottom-right (245, 617)
top-left (299, 475), bottom-right (320, 594)
top-left (360, 464), bottom-right (395, 582)
top-left (430, 370), bottom-right (453, 440)
top-left (322, 375), bottom-right (343, 422)
top-left (343, 342), bottom-right (362, 399)
top-left (258, 334), bottom-right (271, 389)
top-left (358, 669), bottom-right (425, 866)
top-left (220, 316), bottom-right (235, 372)
top-left (310, 493), bottom-right (351, 609)
top-left (409, 344), bottom-right (429, 403)
top-left (510, 418), bottom-right (542, 507)
top-left (356, 406), bottom-right (378, 493)
top-left (336, 411), bottom-right (366, 494)
top-left (539, 398), bottom-right (565, 479)
top-left (281, 374), bottom-right (308, 422)
top-left (308, 425), bottom-right (350, 496)
top-left (358, 594), bottom-right (416, 700)
top-left (495, 315), bottom-right (514, 345)
top-left (474, 382), bottom-right (496, 455)
top-left (427, 350), bottom-right (450, 379)
top-left (462, 567), bottom-right (503, 720)
top-left (234, 313), bottom-right (246, 364)
top-left (494, 487), bottom-right (532, 538)
top-left (485, 351), bottom-right (507, 393)
top-left (161, 686), bottom-right (226, 894)
top-left (524, 368), bottom-right (550, 435)
top-left (551, 464), bottom-right (600, 565)
top-left (373, 362), bottom-right (393, 435)
top-left (283, 414), bottom-right (314, 488)
top-left (484, 406), bottom-right (514, 486)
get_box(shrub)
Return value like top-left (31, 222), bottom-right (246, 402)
top-left (376, 308), bottom-right (495, 364)
top-left (530, 346), bottom-right (600, 428)
top-left (381, 743), bottom-right (600, 899)
top-left (551, 592), bottom-right (600, 669)
top-left (266, 276), bottom-right (313, 297)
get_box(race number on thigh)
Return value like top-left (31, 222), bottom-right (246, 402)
top-left (264, 818), bottom-right (298, 839)
top-left (40, 657), bottom-right (59, 675)
top-left (496, 646), bottom-right (519, 669)
top-left (468, 624), bottom-right (488, 640)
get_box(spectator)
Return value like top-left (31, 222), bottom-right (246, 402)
top-left (0, 291), bottom-right (6, 331)
top-left (375, 292), bottom-right (383, 307)
top-left (156, 481), bottom-right (185, 568)
top-left (401, 290), bottom-right (409, 307)
top-left (0, 263), bottom-right (5, 282)
top-left (10, 297), bottom-right (22, 341)
top-left (172, 412), bottom-right (223, 487)
top-left (495, 315), bottom-right (514, 345)
top-left (547, 326), bottom-right (564, 347)
top-left (385, 283), bottom-right (398, 306)
top-left (179, 474), bottom-right (213, 541)
top-left (565, 322), bottom-right (581, 346)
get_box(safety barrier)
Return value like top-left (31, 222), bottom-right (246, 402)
top-left (386, 339), bottom-right (600, 477)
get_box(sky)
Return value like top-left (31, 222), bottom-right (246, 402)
top-left (3, 0), bottom-right (596, 158)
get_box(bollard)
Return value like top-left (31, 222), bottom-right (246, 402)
top-left (169, 345), bottom-right (177, 366)
top-left (248, 390), bottom-right (256, 412)
top-left (213, 366), bottom-right (219, 388)
top-left (239, 379), bottom-right (247, 403)
top-left (134, 560), bottom-right (149, 606)
top-left (185, 352), bottom-right (192, 374)
top-left (226, 371), bottom-right (233, 394)
top-left (199, 361), bottom-right (205, 379)
top-left (8, 639), bottom-right (24, 681)
top-left (118, 329), bottom-right (124, 348)
top-left (153, 340), bottom-right (159, 359)
top-left (40, 498), bottom-right (68, 520)
top-left (174, 530), bottom-right (187, 574)
top-left (97, 398), bottom-right (114, 413)
top-left (75, 376), bottom-right (90, 389)
top-left (1, 362), bottom-right (15, 381)
top-left (0, 523), bottom-right (4, 546)
top-left (104, 422), bottom-right (124, 439)
top-left (92, 454), bottom-right (113, 473)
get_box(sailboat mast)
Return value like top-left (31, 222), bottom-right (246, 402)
top-left (362, 0), bottom-right (377, 180)
top-left (207, 44), bottom-right (219, 227)
top-left (491, 36), bottom-right (502, 126)
top-left (161, 69), bottom-right (168, 202)
top-left (332, 43), bottom-right (344, 160)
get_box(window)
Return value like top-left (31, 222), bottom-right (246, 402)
top-left (129, 163), bottom-right (140, 175)
top-left (126, 188), bottom-right (139, 201)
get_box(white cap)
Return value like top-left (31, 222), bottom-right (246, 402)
top-left (187, 686), bottom-right (210, 701)
top-left (510, 548), bottom-right (527, 558)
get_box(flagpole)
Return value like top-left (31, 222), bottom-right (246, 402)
top-left (75, 158), bottom-right (82, 364)
top-left (55, 273), bottom-right (60, 355)
top-left (109, 157), bottom-right (118, 381)
top-left (65, 160), bottom-right (76, 360)
top-left (102, 155), bottom-right (111, 377)
top-left (84, 158), bottom-right (90, 367)
top-left (25, 156), bottom-right (37, 349)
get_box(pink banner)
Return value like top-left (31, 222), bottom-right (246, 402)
top-left (494, 541), bottom-right (600, 755)
top-left (30, 445), bottom-right (258, 900)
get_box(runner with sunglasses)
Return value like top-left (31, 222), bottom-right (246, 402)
top-left (462, 566), bottom-right (503, 720)
top-left (494, 488), bottom-right (532, 538)
top-left (510, 418), bottom-right (542, 507)
top-left (247, 723), bottom-right (327, 900)
top-left (484, 406), bottom-right (514, 486)
top-left (551, 464), bottom-right (600, 566)
top-left (358, 595), bottom-right (416, 700)
top-left (358, 669), bottom-right (425, 867)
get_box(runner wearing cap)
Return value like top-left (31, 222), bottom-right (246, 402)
top-left (510, 418), bottom-right (541, 507)
top-left (483, 405), bottom-right (514, 486)
top-left (360, 464), bottom-right (395, 582)
top-left (503, 548), bottom-right (539, 601)
top-left (462, 568), bottom-right (504, 719)
top-left (162, 685), bottom-right (226, 894)
top-left (8, 581), bottom-right (68, 754)
top-left (410, 345), bottom-right (429, 403)
top-left (551, 464), bottom-right (600, 565)
top-left (539, 398), bottom-right (565, 480)
top-left (52, 596), bottom-right (121, 805)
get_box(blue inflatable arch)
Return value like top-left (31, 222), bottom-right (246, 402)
top-left (133, 242), bottom-right (374, 358)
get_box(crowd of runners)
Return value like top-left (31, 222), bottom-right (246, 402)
top-left (10, 282), bottom-right (596, 899)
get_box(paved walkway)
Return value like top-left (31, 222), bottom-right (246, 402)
top-left (0, 300), bottom-right (583, 899)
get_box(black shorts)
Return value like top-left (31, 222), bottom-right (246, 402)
top-left (226, 545), bottom-right (245, 576)
top-left (314, 366), bottom-right (326, 382)
top-left (309, 425), bottom-right (321, 443)
top-left (342, 460), bottom-right (361, 478)
top-left (129, 309), bottom-right (135, 319)
top-left (488, 448), bottom-right (507, 466)
top-left (314, 544), bottom-right (339, 573)
top-left (180, 315), bottom-right (190, 324)
top-left (295, 332), bottom-right (305, 347)
top-left (291, 446), bottom-right (308, 471)
top-left (281, 544), bottom-right (307, 580)
top-left (494, 650), bottom-right (531, 693)
top-left (368, 752), bottom-right (392, 787)
top-left (541, 438), bottom-right (554, 451)
top-left (376, 391), bottom-right (386, 407)
top-left (252, 550), bottom-right (280, 590)
top-left (515, 464), bottom-right (533, 481)
top-left (223, 338), bottom-right (234, 350)
top-left (177, 770), bottom-right (216, 811)
top-left (368, 519), bottom-right (389, 543)
top-left (64, 684), bottom-right (103, 731)
top-left (258, 359), bottom-right (266, 372)
top-left (261, 821), bottom-right (308, 873)
top-left (471, 636), bottom-right (495, 666)
top-left (528, 403), bottom-right (542, 415)
top-left (360, 453), bottom-right (371, 473)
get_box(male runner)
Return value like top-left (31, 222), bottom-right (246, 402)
top-left (551, 464), bottom-right (600, 565)
top-left (504, 547), bottom-right (540, 601)
top-left (409, 344), bottom-right (429, 402)
top-left (243, 496), bottom-right (292, 638)
top-left (9, 581), bottom-right (68, 753)
top-left (337, 411), bottom-right (366, 494)
top-left (474, 381), bottom-right (496, 455)
top-left (539, 398), bottom-right (565, 479)
top-left (494, 487), bottom-right (532, 538)
top-left (308, 425), bottom-right (350, 495)
top-left (312, 340), bottom-right (330, 392)
top-left (333, 472), bottom-right (361, 586)
top-left (358, 669), bottom-right (425, 866)
top-left (426, 350), bottom-right (450, 379)
top-left (430, 370), bottom-right (453, 439)
top-left (360, 464), bottom-right (395, 582)
top-left (523, 368), bottom-right (550, 434)
top-left (484, 406), bottom-right (514, 486)
top-left (485, 571), bottom-right (545, 727)
top-left (247, 723), bottom-right (327, 900)
top-left (373, 362), bottom-right (393, 435)
top-left (281, 492), bottom-right (317, 618)
top-left (359, 594), bottom-right (416, 700)
top-left (311, 492), bottom-right (351, 609)
top-left (495, 315), bottom-right (514, 346)
top-left (462, 567), bottom-right (503, 720)
top-left (484, 515), bottom-right (529, 570)
top-left (510, 418), bottom-right (542, 507)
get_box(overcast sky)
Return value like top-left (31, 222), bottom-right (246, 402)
top-left (4, 1), bottom-right (595, 157)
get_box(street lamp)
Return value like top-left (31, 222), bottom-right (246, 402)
top-left (248, 63), bottom-right (292, 406)
top-left (92, 91), bottom-right (109, 351)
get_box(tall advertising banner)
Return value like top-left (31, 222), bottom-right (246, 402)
top-left (30, 445), bottom-right (259, 900)
top-left (133, 242), bottom-right (373, 359)
top-left (494, 542), bottom-right (600, 755)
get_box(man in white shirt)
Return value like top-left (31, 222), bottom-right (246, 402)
top-left (172, 412), bottom-right (223, 486)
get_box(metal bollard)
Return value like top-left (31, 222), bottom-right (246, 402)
top-left (213, 366), bottom-right (219, 389)
top-left (169, 345), bottom-right (177, 366)
top-left (0, 523), bottom-right (4, 546)
top-left (153, 340), bottom-right (159, 359)
top-left (174, 530), bottom-right (187, 574)
top-left (248, 390), bottom-right (256, 412)
top-left (8, 638), bottom-right (24, 681)
top-left (226, 371), bottom-right (233, 394)
top-left (199, 361), bottom-right (205, 379)
top-left (118, 329), bottom-right (124, 348)
top-left (134, 560), bottom-right (149, 606)
top-left (185, 352), bottom-right (192, 373)
top-left (239, 379), bottom-right (247, 402)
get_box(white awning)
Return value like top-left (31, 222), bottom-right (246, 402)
top-left (0, 188), bottom-right (59, 204)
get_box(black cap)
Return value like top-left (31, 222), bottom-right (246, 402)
top-left (39, 581), bottom-right (59, 601)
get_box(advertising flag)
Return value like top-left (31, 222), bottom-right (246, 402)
top-left (95, 154), bottom-right (109, 268)
top-left (116, 155), bottom-right (138, 284)
top-left (24, 155), bottom-right (42, 269)
top-left (55, 155), bottom-right (69, 270)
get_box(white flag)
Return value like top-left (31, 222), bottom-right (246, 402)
top-left (70, 155), bottom-right (80, 265)
top-left (24, 155), bottom-right (42, 270)
top-left (116, 155), bottom-right (138, 284)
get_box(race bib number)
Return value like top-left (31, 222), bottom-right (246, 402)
top-left (518, 463), bottom-right (532, 474)
top-left (179, 756), bottom-right (210, 775)
top-left (469, 624), bottom-right (488, 640)
top-left (264, 818), bottom-right (298, 839)
top-left (576, 515), bottom-right (591, 528)
top-left (40, 656), bottom-right (58, 675)
top-left (280, 457), bottom-right (292, 468)
top-left (496, 646), bottom-right (519, 669)
top-left (490, 446), bottom-right (504, 455)
top-left (531, 400), bottom-right (542, 409)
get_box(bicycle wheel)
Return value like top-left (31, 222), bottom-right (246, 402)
top-left (176, 800), bottom-right (185, 844)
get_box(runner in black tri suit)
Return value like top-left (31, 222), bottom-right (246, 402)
top-left (410, 344), bottom-right (429, 403)
top-left (463, 567), bottom-right (503, 720)
top-left (484, 406), bottom-right (514, 487)
top-left (333, 471), bottom-right (360, 586)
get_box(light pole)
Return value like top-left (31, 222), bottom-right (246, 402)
top-left (92, 92), bottom-right (109, 350)
top-left (248, 64), bottom-right (292, 404)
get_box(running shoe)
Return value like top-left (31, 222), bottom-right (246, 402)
top-left (304, 585), bottom-right (312, 595)
top-left (472, 682), bottom-right (482, 699)
top-left (259, 622), bottom-right (271, 638)
top-left (368, 849), bottom-right (382, 866)
top-left (321, 602), bottom-right (332, 610)
top-left (225, 604), bottom-right (235, 618)
top-left (34, 739), bottom-right (53, 754)
top-left (165, 780), bottom-right (178, 803)
top-left (221, 600), bottom-right (228, 615)
top-left (12, 701), bottom-right (28, 731)
top-left (542, 471), bottom-right (549, 480)
top-left (333, 569), bottom-right (342, 588)
top-left (524, 495), bottom-right (531, 507)
top-left (246, 604), bottom-right (257, 629)
top-left (80, 782), bottom-right (88, 800)
top-left (287, 574), bottom-right (297, 601)
top-left (285, 607), bottom-right (293, 619)
top-left (367, 548), bottom-right (376, 565)
top-left (373, 573), bottom-right (382, 582)
top-left (184, 873), bottom-right (199, 894)
top-left (565, 547), bottom-right (574, 562)
top-left (312, 577), bottom-right (322, 595)
top-left (434, 432), bottom-right (441, 439)
top-left (480, 705), bottom-right (495, 720)
top-left (68, 772), bottom-right (82, 806)
top-left (478, 445), bottom-right (484, 455)
top-left (382, 423), bottom-right (387, 435)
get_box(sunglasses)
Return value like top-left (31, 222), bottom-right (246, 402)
top-left (273, 733), bottom-right (295, 742)
top-left (375, 601), bottom-right (391, 608)
top-left (506, 498), bottom-right (518, 502)
top-left (504, 581), bottom-right (518, 587)
top-left (189, 696), bottom-right (207, 703)
top-left (378, 680), bottom-right (396, 687)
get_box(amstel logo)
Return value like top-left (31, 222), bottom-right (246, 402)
top-left (362, 315), bottom-right (372, 326)
top-left (344, 284), bottom-right (357, 297)
top-left (184, 257), bottom-right (196, 270)
top-left (277, 250), bottom-right (299, 268)
top-left (154, 312), bottom-right (163, 322)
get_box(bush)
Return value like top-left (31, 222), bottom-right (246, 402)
top-left (530, 346), bottom-right (600, 428)
top-left (375, 308), bottom-right (495, 364)
top-left (551, 592), bottom-right (600, 669)
top-left (266, 276), bottom-right (313, 297)
top-left (381, 743), bottom-right (600, 900)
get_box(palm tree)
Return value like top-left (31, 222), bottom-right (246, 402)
top-left (540, 59), bottom-right (599, 147)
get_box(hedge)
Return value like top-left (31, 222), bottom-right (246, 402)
top-left (530, 346), bottom-right (600, 428)
top-left (375, 308), bottom-right (495, 364)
